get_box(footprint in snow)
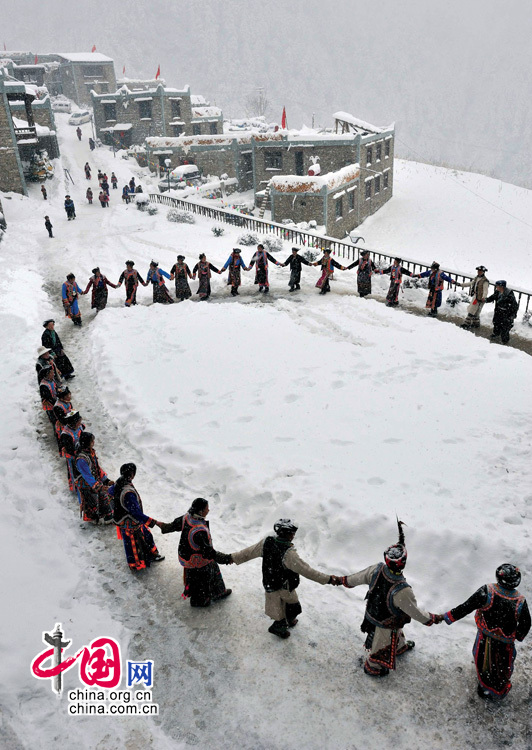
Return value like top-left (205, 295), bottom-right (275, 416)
top-left (368, 477), bottom-right (386, 485)
top-left (236, 416), bottom-right (254, 423)
top-left (284, 394), bottom-right (300, 403)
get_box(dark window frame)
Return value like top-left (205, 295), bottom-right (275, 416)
top-left (348, 189), bottom-right (355, 211)
top-left (365, 181), bottom-right (372, 200)
top-left (375, 176), bottom-right (381, 194)
top-left (376, 143), bottom-right (382, 161)
top-left (264, 151), bottom-right (283, 170)
top-left (385, 140), bottom-right (391, 158)
top-left (103, 102), bottom-right (116, 121)
top-left (383, 171), bottom-right (389, 189)
top-left (138, 100), bottom-right (152, 119)
top-left (192, 123), bottom-right (201, 135)
top-left (171, 100), bottom-right (181, 119)
top-left (209, 122), bottom-right (218, 134)
top-left (366, 146), bottom-right (373, 165)
top-left (335, 196), bottom-right (343, 219)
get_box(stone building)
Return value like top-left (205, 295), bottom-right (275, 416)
top-left (0, 75), bottom-right (27, 194)
top-left (91, 84), bottom-right (223, 148)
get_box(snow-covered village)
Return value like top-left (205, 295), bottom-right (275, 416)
top-left (1, 2), bottom-right (531, 749)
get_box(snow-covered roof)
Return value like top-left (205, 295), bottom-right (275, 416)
top-left (191, 106), bottom-right (222, 118)
top-left (191, 94), bottom-right (209, 106)
top-left (333, 111), bottom-right (394, 135)
top-left (11, 116), bottom-right (52, 136)
top-left (270, 163), bottom-right (360, 194)
top-left (101, 123), bottom-right (133, 131)
top-left (57, 52), bottom-right (114, 63)
top-left (146, 132), bottom-right (259, 149)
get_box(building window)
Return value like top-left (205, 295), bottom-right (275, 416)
top-left (103, 102), bottom-right (116, 121)
top-left (375, 176), bottom-right (381, 193)
top-left (243, 153), bottom-right (252, 173)
top-left (171, 100), bottom-right (181, 119)
top-left (83, 65), bottom-right (104, 77)
top-left (385, 140), bottom-right (391, 158)
top-left (348, 190), bottom-right (355, 211)
top-left (138, 100), bottom-right (152, 119)
top-left (265, 151), bottom-right (282, 170)
top-left (376, 143), bottom-right (382, 161)
top-left (365, 181), bottom-right (372, 200)
top-left (209, 122), bottom-right (218, 134)
top-left (383, 172), bottom-right (389, 189)
top-left (172, 125), bottom-right (183, 137)
top-left (335, 197), bottom-right (343, 219)
top-left (366, 146), bottom-right (372, 165)
top-left (192, 124), bottom-right (201, 135)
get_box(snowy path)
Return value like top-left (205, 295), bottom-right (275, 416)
top-left (1, 121), bottom-right (532, 749)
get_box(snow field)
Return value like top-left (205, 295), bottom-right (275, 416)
top-left (0, 118), bottom-right (531, 749)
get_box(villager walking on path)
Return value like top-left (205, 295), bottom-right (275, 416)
top-left (282, 247), bottom-right (312, 292)
top-left (109, 463), bottom-right (165, 572)
top-left (62, 273), bottom-right (84, 326)
top-left (457, 266), bottom-right (490, 330)
top-left (484, 280), bottom-right (519, 344)
top-left (442, 564), bottom-right (530, 700)
top-left (221, 248), bottom-right (249, 296)
top-left (41, 319), bottom-right (75, 378)
top-left (75, 432), bottom-right (114, 525)
top-left (170, 255), bottom-right (193, 301)
top-left (414, 262), bottom-right (456, 316)
top-left (346, 250), bottom-right (379, 297)
top-left (248, 243), bottom-right (282, 293)
top-left (84, 267), bottom-right (118, 311)
top-left (64, 195), bottom-right (76, 220)
top-left (230, 519), bottom-right (340, 639)
top-left (59, 410), bottom-right (84, 494)
top-left (313, 248), bottom-right (346, 295)
top-left (76, 126), bottom-right (82, 141)
top-left (380, 257), bottom-right (413, 307)
top-left (84, 162), bottom-right (91, 180)
top-left (340, 520), bottom-right (442, 677)
top-left (192, 254), bottom-right (220, 300)
top-left (117, 260), bottom-right (147, 306)
top-left (147, 261), bottom-right (174, 304)
top-left (41, 185), bottom-right (47, 200)
top-left (39, 365), bottom-right (58, 424)
top-left (160, 498), bottom-right (233, 607)
top-left (44, 216), bottom-right (53, 238)
top-left (86, 187), bottom-right (93, 204)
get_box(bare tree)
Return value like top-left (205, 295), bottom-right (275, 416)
top-left (245, 87), bottom-right (270, 118)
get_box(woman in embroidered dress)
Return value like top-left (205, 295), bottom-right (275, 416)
top-left (169, 255), bottom-right (193, 301)
top-left (192, 253), bottom-right (220, 300)
top-left (312, 248), bottom-right (346, 295)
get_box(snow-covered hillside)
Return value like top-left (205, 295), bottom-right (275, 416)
top-left (1, 121), bottom-right (531, 749)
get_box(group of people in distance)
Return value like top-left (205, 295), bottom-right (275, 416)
top-left (56, 245), bottom-right (521, 343)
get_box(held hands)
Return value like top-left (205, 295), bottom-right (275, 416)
top-left (328, 575), bottom-right (344, 586)
top-left (427, 613), bottom-right (444, 626)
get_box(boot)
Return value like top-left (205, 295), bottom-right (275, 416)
top-left (364, 661), bottom-right (389, 677)
top-left (212, 588), bottom-right (232, 601)
top-left (397, 640), bottom-right (415, 655)
top-left (268, 620), bottom-right (290, 639)
top-left (263, 288), bottom-right (269, 294)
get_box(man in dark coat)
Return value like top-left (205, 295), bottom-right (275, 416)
top-left (160, 498), bottom-right (233, 607)
top-left (41, 320), bottom-right (75, 379)
top-left (44, 216), bottom-right (53, 238)
top-left (442, 564), bottom-right (530, 700)
top-left (282, 247), bottom-right (312, 292)
top-left (484, 280), bottom-right (519, 344)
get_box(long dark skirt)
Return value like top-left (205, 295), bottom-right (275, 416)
top-left (124, 280), bottom-right (138, 306)
top-left (386, 281), bottom-right (400, 305)
top-left (473, 631), bottom-right (516, 697)
top-left (254, 265), bottom-right (268, 287)
top-left (228, 267), bottom-right (241, 292)
top-left (92, 287), bottom-right (108, 311)
top-left (153, 284), bottom-right (174, 304)
top-left (289, 268), bottom-right (301, 289)
top-left (77, 481), bottom-right (112, 523)
top-left (182, 562), bottom-right (227, 606)
top-left (55, 353), bottom-right (74, 377)
top-left (197, 275), bottom-right (211, 299)
top-left (357, 276), bottom-right (372, 297)
top-left (426, 288), bottom-right (443, 310)
top-left (118, 524), bottom-right (159, 571)
top-left (175, 277), bottom-right (192, 301)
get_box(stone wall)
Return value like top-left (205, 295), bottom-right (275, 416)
top-left (0, 91), bottom-right (27, 195)
top-left (271, 191), bottom-right (326, 227)
top-left (358, 134), bottom-right (394, 223)
top-left (325, 183), bottom-right (360, 239)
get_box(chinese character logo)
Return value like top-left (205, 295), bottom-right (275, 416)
top-left (31, 623), bottom-right (122, 697)
top-left (127, 660), bottom-right (154, 688)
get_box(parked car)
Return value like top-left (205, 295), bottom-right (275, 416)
top-left (158, 164), bottom-right (201, 193)
top-left (68, 110), bottom-right (92, 126)
top-left (51, 97), bottom-right (72, 114)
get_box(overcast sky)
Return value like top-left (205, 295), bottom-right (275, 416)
top-left (3, 0), bottom-right (531, 186)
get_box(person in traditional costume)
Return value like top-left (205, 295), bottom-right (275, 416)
top-left (160, 498), bottom-right (233, 607)
top-left (146, 261), bottom-right (174, 304)
top-left (36, 345), bottom-right (62, 384)
top-left (75, 432), bottom-right (114, 525)
top-left (380, 258), bottom-right (413, 307)
top-left (442, 564), bottom-right (530, 700)
top-left (229, 519), bottom-right (340, 639)
top-left (41, 319), bottom-right (75, 379)
top-left (62, 274), bottom-right (84, 326)
top-left (59, 411), bottom-right (84, 496)
top-left (413, 262), bottom-right (456, 316)
top-left (169, 255), bottom-right (193, 301)
top-left (484, 280), bottom-right (519, 344)
top-left (340, 520), bottom-right (442, 676)
top-left (192, 253), bottom-right (220, 300)
top-left (84, 267), bottom-right (118, 311)
top-left (117, 261), bottom-right (147, 306)
top-left (248, 243), bottom-right (281, 293)
top-left (346, 250), bottom-right (379, 297)
top-left (109, 463), bottom-right (165, 572)
top-left (39, 365), bottom-right (58, 425)
top-left (53, 385), bottom-right (73, 451)
top-left (312, 248), bottom-right (346, 295)
top-left (457, 266), bottom-right (489, 329)
top-left (221, 248), bottom-right (249, 296)
top-left (282, 247), bottom-right (312, 292)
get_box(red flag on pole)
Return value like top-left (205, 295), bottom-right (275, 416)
top-left (281, 106), bottom-right (287, 129)
top-left (91, 45), bottom-right (96, 52)
top-left (34, 54), bottom-right (38, 64)
top-left (3, 42), bottom-right (6, 51)
top-left (155, 65), bottom-right (161, 80)
top-left (122, 65), bottom-right (126, 75)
